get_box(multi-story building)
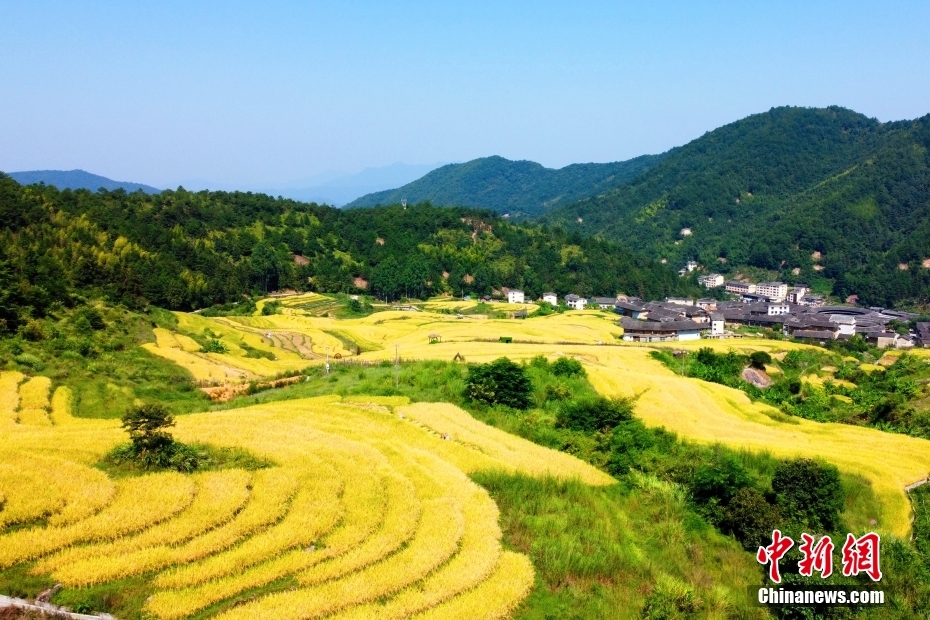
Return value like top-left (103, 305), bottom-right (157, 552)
top-left (756, 282), bottom-right (788, 300)
top-left (787, 285), bottom-right (809, 304)
top-left (507, 290), bottom-right (525, 304)
top-left (698, 274), bottom-right (724, 288)
top-left (542, 292), bottom-right (558, 306)
top-left (725, 281), bottom-right (756, 295)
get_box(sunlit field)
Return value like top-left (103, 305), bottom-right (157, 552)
top-left (4, 295), bottom-right (930, 618)
top-left (0, 380), bottom-right (612, 618)
top-left (142, 298), bottom-right (930, 538)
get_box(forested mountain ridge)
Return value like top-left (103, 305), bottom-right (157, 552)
top-left (543, 106), bottom-right (930, 307)
top-left (344, 154), bottom-right (666, 217)
top-left (7, 169), bottom-right (162, 194)
top-left (0, 173), bottom-right (693, 332)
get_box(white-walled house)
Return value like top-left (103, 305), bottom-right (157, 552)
top-left (767, 303), bottom-right (790, 316)
top-left (507, 290), bottom-right (525, 304)
top-left (542, 292), bottom-right (558, 306)
top-left (829, 315), bottom-right (857, 336)
top-left (698, 274), bottom-right (724, 288)
top-left (565, 294), bottom-right (587, 310)
top-left (709, 313), bottom-right (725, 336)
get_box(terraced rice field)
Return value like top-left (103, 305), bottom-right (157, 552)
top-left (1, 381), bottom-right (608, 618)
top-left (7, 298), bottom-right (930, 617)
top-left (138, 300), bottom-right (930, 538)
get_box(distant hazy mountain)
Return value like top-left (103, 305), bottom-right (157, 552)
top-left (166, 162), bottom-right (446, 206)
top-left (7, 169), bottom-right (162, 194)
top-left (271, 162), bottom-right (446, 206)
top-left (344, 155), bottom-right (666, 216)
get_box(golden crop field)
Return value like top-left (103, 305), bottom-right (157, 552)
top-left (5, 296), bottom-right (930, 618)
top-left (138, 298), bottom-right (930, 539)
top-left (0, 383), bottom-right (606, 618)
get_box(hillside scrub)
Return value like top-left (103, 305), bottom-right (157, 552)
top-left (464, 357), bottom-right (533, 410)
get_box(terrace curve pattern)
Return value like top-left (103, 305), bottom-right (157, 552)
top-left (0, 373), bottom-right (610, 620)
top-left (146, 294), bottom-right (930, 539)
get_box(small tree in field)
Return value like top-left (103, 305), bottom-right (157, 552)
top-left (749, 350), bottom-right (772, 370)
top-left (122, 404), bottom-right (176, 455)
top-left (118, 404), bottom-right (199, 472)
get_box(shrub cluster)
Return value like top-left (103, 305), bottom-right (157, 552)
top-left (464, 357), bottom-right (532, 409)
top-left (111, 404), bottom-right (201, 472)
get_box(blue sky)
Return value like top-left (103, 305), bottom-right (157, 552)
top-left (1, 1), bottom-right (928, 190)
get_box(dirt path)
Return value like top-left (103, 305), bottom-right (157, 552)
top-left (0, 595), bottom-right (117, 620)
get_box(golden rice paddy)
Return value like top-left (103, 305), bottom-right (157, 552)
top-left (140, 300), bottom-right (929, 538)
top-left (4, 296), bottom-right (930, 619)
top-left (1, 367), bottom-right (600, 618)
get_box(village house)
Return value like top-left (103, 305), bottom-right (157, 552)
top-left (767, 302), bottom-right (790, 316)
top-left (865, 331), bottom-right (899, 349)
top-left (590, 297), bottom-right (617, 310)
top-left (800, 294), bottom-right (825, 307)
top-left (787, 285), bottom-right (809, 304)
top-left (828, 315), bottom-right (857, 336)
top-left (614, 300), bottom-right (649, 319)
top-left (565, 294), bottom-right (587, 310)
top-left (792, 329), bottom-right (837, 343)
top-left (507, 289), bottom-right (525, 304)
top-left (664, 297), bottom-right (694, 306)
top-left (916, 323), bottom-right (930, 347)
top-left (542, 292), bottom-right (558, 306)
top-left (740, 292), bottom-right (772, 303)
top-left (698, 273), bottom-right (724, 288)
top-left (696, 298), bottom-right (718, 311)
top-left (619, 317), bottom-right (703, 342)
top-left (709, 313), bottom-right (725, 337)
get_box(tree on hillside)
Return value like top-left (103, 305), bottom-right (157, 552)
top-left (371, 255), bottom-right (401, 301)
top-left (251, 242), bottom-right (279, 293)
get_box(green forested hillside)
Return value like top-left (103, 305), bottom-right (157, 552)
top-left (344, 154), bottom-right (665, 217)
top-left (0, 173), bottom-right (692, 332)
top-left (544, 106), bottom-right (930, 307)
